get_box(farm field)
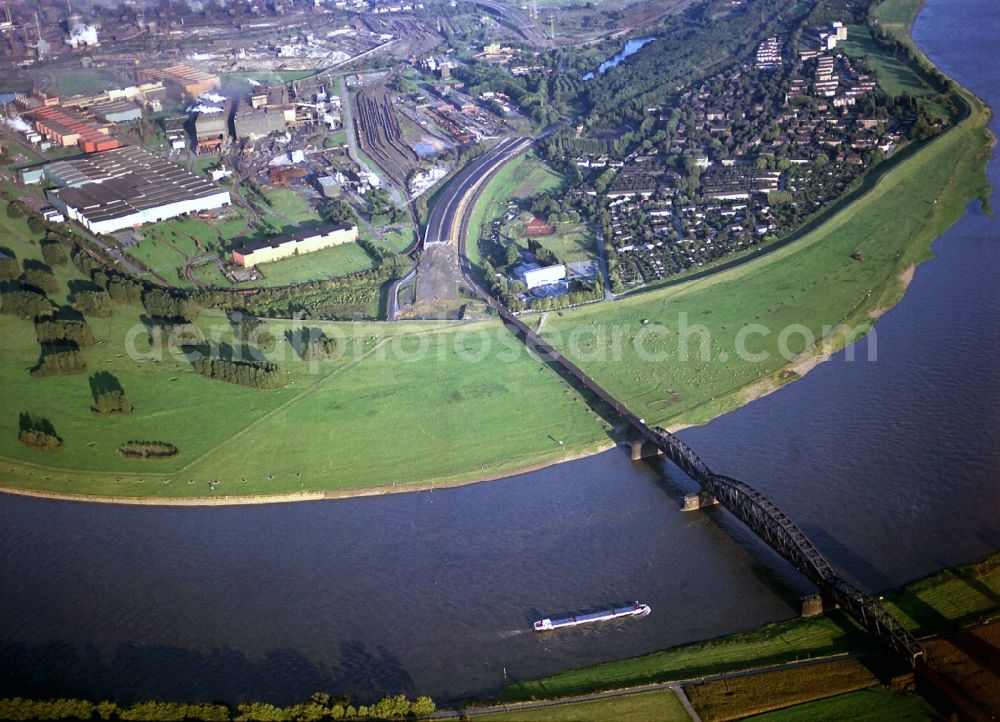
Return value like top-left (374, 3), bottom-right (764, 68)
top-left (684, 659), bottom-right (878, 721)
top-left (472, 690), bottom-right (688, 722)
top-left (744, 688), bottom-right (934, 722)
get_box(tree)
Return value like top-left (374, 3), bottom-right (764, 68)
top-left (5, 200), bottom-right (26, 219)
top-left (23, 267), bottom-right (58, 295)
top-left (0, 255), bottom-right (18, 281)
top-left (73, 289), bottom-right (113, 318)
top-left (321, 197), bottom-right (359, 227)
top-left (1, 289), bottom-right (55, 319)
top-left (41, 241), bottom-right (69, 267)
top-left (27, 214), bottom-right (46, 235)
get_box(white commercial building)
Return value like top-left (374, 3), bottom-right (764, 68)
top-left (523, 264), bottom-right (566, 289)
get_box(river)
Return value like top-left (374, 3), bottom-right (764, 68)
top-left (582, 37), bottom-right (656, 80)
top-left (1, 0), bottom-right (998, 707)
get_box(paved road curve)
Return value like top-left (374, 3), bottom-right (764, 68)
top-left (423, 137), bottom-right (534, 247)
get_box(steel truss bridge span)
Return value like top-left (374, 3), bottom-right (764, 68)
top-left (444, 136), bottom-right (925, 668)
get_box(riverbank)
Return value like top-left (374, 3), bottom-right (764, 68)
top-left (495, 552), bottom-right (1000, 704)
top-left (0, 0), bottom-right (992, 503)
top-left (0, 439), bottom-right (617, 506)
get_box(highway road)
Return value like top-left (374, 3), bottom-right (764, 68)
top-left (422, 136), bottom-right (533, 247)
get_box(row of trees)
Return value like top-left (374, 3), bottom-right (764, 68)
top-left (31, 347), bottom-right (86, 378)
top-left (193, 357), bottom-right (287, 389)
top-left (1, 289), bottom-right (55, 320)
top-left (0, 693), bottom-right (435, 721)
top-left (17, 413), bottom-right (62, 451)
top-left (93, 390), bottom-right (133, 415)
top-left (35, 319), bottom-right (95, 349)
top-left (117, 441), bottom-right (177, 459)
top-left (143, 288), bottom-right (200, 324)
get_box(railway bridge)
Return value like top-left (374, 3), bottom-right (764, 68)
top-left (438, 137), bottom-right (927, 668)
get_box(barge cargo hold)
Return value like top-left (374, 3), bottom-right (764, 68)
top-left (533, 602), bottom-right (651, 632)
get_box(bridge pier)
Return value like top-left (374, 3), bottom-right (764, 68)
top-left (800, 593), bottom-right (839, 617)
top-left (682, 491), bottom-right (719, 512)
top-left (630, 440), bottom-right (664, 461)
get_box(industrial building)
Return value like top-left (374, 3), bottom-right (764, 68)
top-left (27, 105), bottom-right (120, 153)
top-left (138, 64), bottom-right (221, 98)
top-left (88, 99), bottom-right (142, 124)
top-left (194, 99), bottom-right (232, 152)
top-left (44, 146), bottom-right (232, 236)
top-left (233, 99), bottom-right (291, 141)
top-left (233, 224), bottom-right (358, 267)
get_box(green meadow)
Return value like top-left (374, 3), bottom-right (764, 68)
top-left (472, 690), bottom-right (689, 721)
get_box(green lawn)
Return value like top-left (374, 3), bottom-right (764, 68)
top-left (29, 68), bottom-right (119, 97)
top-left (326, 130), bottom-right (348, 148)
top-left (875, 0), bottom-right (924, 32)
top-left (840, 26), bottom-right (950, 119)
top-left (744, 688), bottom-right (934, 722)
top-left (261, 187), bottom-right (323, 225)
top-left (379, 225), bottom-right (418, 254)
top-left (471, 690), bottom-right (689, 722)
top-left (251, 242), bottom-right (377, 286)
top-left (1, 235), bottom-right (611, 497)
top-left (880, 552), bottom-right (1000, 635)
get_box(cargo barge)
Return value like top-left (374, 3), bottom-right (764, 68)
top-left (533, 602), bottom-right (651, 631)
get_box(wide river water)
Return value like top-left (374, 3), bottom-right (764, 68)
top-left (1, 0), bottom-right (999, 706)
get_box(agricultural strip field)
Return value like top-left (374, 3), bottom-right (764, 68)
top-left (684, 659), bottom-right (880, 721)
top-left (471, 689), bottom-right (689, 721)
top-left (743, 687), bottom-right (934, 722)
top-left (537, 84), bottom-right (992, 430)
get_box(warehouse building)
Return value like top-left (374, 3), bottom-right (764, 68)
top-left (88, 99), bottom-right (142, 124)
top-left (44, 146), bottom-right (231, 235)
top-left (28, 105), bottom-right (120, 153)
top-left (138, 64), bottom-right (221, 98)
top-left (233, 224), bottom-right (358, 267)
